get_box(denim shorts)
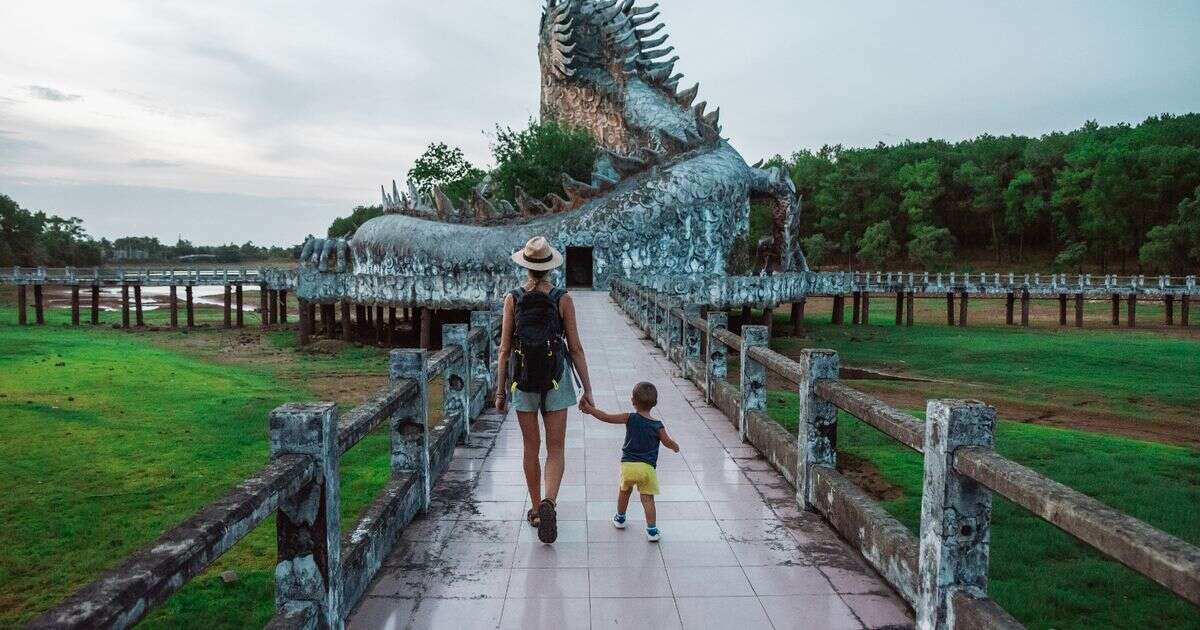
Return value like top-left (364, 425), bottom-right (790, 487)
top-left (512, 364), bottom-right (579, 414)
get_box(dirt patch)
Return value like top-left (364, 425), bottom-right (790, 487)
top-left (837, 452), bottom-right (904, 502)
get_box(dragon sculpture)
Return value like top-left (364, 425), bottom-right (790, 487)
top-left (305, 0), bottom-right (807, 285)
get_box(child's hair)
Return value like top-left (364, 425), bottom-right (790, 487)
top-left (632, 382), bottom-right (658, 410)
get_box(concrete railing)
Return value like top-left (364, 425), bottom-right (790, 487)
top-left (29, 314), bottom-right (501, 630)
top-left (0, 266), bottom-right (297, 288)
top-left (612, 278), bottom-right (1200, 630)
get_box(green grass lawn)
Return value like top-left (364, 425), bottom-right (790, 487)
top-left (0, 306), bottom-right (392, 628)
top-left (771, 311), bottom-right (1200, 432)
top-left (763, 314), bottom-right (1200, 629)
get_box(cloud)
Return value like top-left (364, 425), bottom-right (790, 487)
top-left (27, 85), bottom-right (82, 102)
top-left (128, 159), bottom-right (184, 168)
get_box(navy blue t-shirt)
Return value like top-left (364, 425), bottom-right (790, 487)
top-left (622, 412), bottom-right (666, 468)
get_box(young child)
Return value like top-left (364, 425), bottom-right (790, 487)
top-left (582, 382), bottom-right (680, 541)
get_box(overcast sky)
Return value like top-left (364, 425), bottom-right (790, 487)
top-left (2, 0), bottom-right (1198, 245)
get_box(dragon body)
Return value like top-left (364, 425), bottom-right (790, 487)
top-left (312, 0), bottom-right (807, 286)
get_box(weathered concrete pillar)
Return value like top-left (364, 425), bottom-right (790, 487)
top-left (791, 300), bottom-right (806, 336)
top-left (33, 284), bottom-right (44, 325)
top-left (945, 292), bottom-right (955, 327)
top-left (832, 295), bottom-right (845, 325)
top-left (1058, 294), bottom-right (1068, 327)
top-left (387, 308), bottom-right (397, 345)
top-left (1111, 294), bottom-right (1120, 326)
top-left (390, 350), bottom-right (430, 509)
top-left (1165, 295), bottom-right (1175, 326)
top-left (185, 285), bottom-right (195, 328)
top-left (223, 285), bottom-right (232, 328)
top-left (269, 289), bottom-right (280, 326)
top-left (269, 402), bottom-right (342, 629)
top-left (341, 302), bottom-right (353, 342)
top-left (706, 312), bottom-right (728, 404)
top-left (280, 290), bottom-right (289, 325)
top-left (443, 324), bottom-right (471, 445)
top-left (895, 292), bottom-right (904, 326)
top-left (321, 304), bottom-right (334, 337)
top-left (356, 305), bottom-right (367, 340)
top-left (665, 299), bottom-right (681, 359)
top-left (1183, 295), bottom-right (1191, 327)
top-left (298, 300), bottom-right (311, 346)
top-left (471, 311), bottom-right (497, 396)
top-left (683, 305), bottom-right (702, 379)
top-left (851, 291), bottom-right (862, 326)
top-left (796, 349), bottom-right (840, 511)
top-left (957, 290), bottom-right (967, 327)
top-left (374, 306), bottom-right (383, 345)
top-left (861, 293), bottom-right (871, 326)
top-left (235, 284), bottom-right (245, 327)
top-left (1075, 293), bottom-right (1084, 328)
top-left (121, 284), bottom-right (131, 329)
top-left (418, 307), bottom-right (432, 349)
top-left (70, 285), bottom-right (80, 326)
top-left (260, 284), bottom-right (270, 329)
top-left (1005, 293), bottom-right (1015, 326)
top-left (740, 304), bottom-right (752, 332)
top-left (1020, 290), bottom-right (1030, 327)
top-left (906, 292), bottom-right (915, 327)
top-left (1127, 294), bottom-right (1137, 328)
top-left (917, 400), bottom-right (997, 630)
top-left (17, 285), bottom-right (28, 325)
top-left (739, 325), bottom-right (769, 444)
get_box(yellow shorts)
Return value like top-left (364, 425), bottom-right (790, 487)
top-left (619, 462), bottom-right (659, 496)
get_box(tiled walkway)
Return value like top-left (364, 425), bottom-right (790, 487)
top-left (350, 291), bottom-right (913, 629)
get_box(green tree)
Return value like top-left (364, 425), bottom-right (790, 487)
top-left (800, 234), bottom-right (830, 268)
top-left (407, 143), bottom-right (486, 203)
top-left (1139, 187), bottom-right (1200, 273)
top-left (857, 221), bottom-right (899, 267)
top-left (327, 205), bottom-right (384, 238)
top-left (491, 119), bottom-right (597, 202)
top-left (908, 224), bottom-right (956, 270)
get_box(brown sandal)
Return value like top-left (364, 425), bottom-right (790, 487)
top-left (527, 508), bottom-right (541, 528)
top-left (537, 499), bottom-right (558, 544)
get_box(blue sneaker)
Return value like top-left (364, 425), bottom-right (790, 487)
top-left (646, 525), bottom-right (660, 542)
top-left (613, 513), bottom-right (627, 529)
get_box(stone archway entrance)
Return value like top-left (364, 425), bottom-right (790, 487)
top-left (565, 247), bottom-right (594, 288)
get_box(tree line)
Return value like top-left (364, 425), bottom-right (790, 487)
top-left (1, 194), bottom-right (297, 267)
top-left (770, 113), bottom-right (1200, 274)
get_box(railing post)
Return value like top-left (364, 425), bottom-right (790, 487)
top-left (442, 323), bottom-right (471, 445)
top-left (796, 350), bottom-right (840, 511)
top-left (471, 311), bottom-right (496, 397)
top-left (917, 400), bottom-right (997, 630)
top-left (705, 312), bottom-right (728, 404)
top-left (269, 402), bottom-right (343, 629)
top-left (683, 304), bottom-right (702, 380)
top-left (390, 350), bottom-right (431, 509)
top-left (739, 325), bottom-right (769, 444)
top-left (666, 298), bottom-right (682, 363)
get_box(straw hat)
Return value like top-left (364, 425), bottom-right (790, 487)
top-left (511, 236), bottom-right (564, 271)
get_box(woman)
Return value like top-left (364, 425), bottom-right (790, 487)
top-left (495, 236), bottom-right (595, 544)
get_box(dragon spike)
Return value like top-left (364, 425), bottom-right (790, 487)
top-left (545, 193), bottom-right (572, 213)
top-left (619, 0), bottom-right (637, 13)
top-left (635, 23), bottom-right (665, 38)
top-left (645, 64), bottom-right (674, 83)
top-left (605, 149), bottom-right (647, 176)
top-left (515, 186), bottom-right (550, 217)
top-left (751, 159), bottom-right (765, 168)
top-left (561, 173), bottom-right (597, 204)
top-left (639, 45), bottom-right (675, 60)
top-left (630, 2), bottom-right (659, 16)
top-left (703, 107), bottom-right (720, 128)
top-left (638, 33), bottom-right (669, 49)
top-left (381, 185), bottom-right (389, 208)
top-left (675, 83), bottom-right (700, 107)
top-left (471, 189), bottom-right (495, 221)
top-left (658, 130), bottom-right (691, 153)
top-left (693, 101), bottom-right (707, 118)
top-left (630, 11), bottom-right (659, 27)
top-left (433, 186), bottom-right (454, 219)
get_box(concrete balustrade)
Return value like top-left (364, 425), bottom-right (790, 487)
top-left (610, 277), bottom-right (1200, 630)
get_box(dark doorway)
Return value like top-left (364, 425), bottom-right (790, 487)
top-left (565, 247), bottom-right (594, 288)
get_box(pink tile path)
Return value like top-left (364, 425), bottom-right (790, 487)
top-left (350, 291), bottom-right (913, 629)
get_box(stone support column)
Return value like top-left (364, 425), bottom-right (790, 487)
top-left (705, 312), bottom-right (728, 404)
top-left (796, 349), bottom-right (840, 511)
top-left (442, 324), bottom-right (471, 445)
top-left (390, 350), bottom-right (430, 509)
top-left (739, 325), bottom-right (769, 444)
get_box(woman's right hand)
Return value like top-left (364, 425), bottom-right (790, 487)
top-left (494, 390), bottom-right (508, 412)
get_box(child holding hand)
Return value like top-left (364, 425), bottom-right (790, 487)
top-left (581, 382), bottom-right (679, 541)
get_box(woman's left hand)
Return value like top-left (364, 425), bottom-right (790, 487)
top-left (580, 390), bottom-right (595, 411)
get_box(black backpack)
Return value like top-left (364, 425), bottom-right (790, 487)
top-left (510, 287), bottom-right (567, 393)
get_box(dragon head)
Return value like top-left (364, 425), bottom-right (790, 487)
top-left (538, 0), bottom-right (721, 158)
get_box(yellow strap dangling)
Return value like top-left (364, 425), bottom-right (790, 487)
top-left (511, 381), bottom-right (518, 393)
top-left (552, 379), bottom-right (560, 390)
